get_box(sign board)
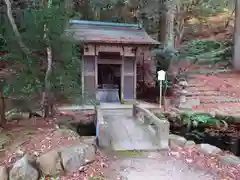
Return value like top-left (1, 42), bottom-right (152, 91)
top-left (157, 70), bottom-right (166, 81)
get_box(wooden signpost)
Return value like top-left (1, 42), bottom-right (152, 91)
top-left (157, 70), bottom-right (166, 108)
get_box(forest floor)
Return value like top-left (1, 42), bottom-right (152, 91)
top-left (1, 68), bottom-right (240, 180)
top-left (0, 13), bottom-right (237, 180)
top-left (1, 122), bottom-right (239, 180)
top-left (0, 114), bottom-right (109, 180)
top-left (104, 149), bottom-right (239, 180)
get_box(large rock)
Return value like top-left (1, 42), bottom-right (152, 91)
top-left (0, 166), bottom-right (8, 180)
top-left (0, 133), bottom-right (11, 150)
top-left (54, 128), bottom-right (79, 139)
top-left (178, 98), bottom-right (200, 110)
top-left (219, 155), bottom-right (240, 166)
top-left (83, 144), bottom-right (96, 164)
top-left (184, 140), bottom-right (195, 148)
top-left (169, 134), bottom-right (187, 147)
top-left (196, 144), bottom-right (222, 155)
top-left (60, 144), bottom-right (96, 173)
top-left (178, 81), bottom-right (188, 87)
top-left (9, 155), bottom-right (39, 180)
top-left (80, 136), bottom-right (97, 146)
top-left (37, 149), bottom-right (63, 176)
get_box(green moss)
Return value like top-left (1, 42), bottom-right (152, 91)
top-left (122, 100), bottom-right (136, 105)
top-left (115, 150), bottom-right (142, 157)
top-left (155, 113), bottom-right (166, 119)
top-left (88, 176), bottom-right (105, 180)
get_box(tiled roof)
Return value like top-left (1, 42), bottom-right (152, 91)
top-left (65, 20), bottom-right (160, 45)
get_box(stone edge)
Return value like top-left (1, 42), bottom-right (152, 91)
top-left (168, 134), bottom-right (240, 167)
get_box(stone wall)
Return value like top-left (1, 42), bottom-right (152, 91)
top-left (0, 136), bottom-right (96, 180)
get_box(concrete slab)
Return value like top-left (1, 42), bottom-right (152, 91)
top-left (58, 105), bottom-right (94, 111)
top-left (58, 102), bottom-right (159, 111)
top-left (103, 109), bottom-right (159, 151)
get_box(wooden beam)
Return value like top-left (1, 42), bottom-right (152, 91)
top-left (98, 59), bottom-right (122, 64)
top-left (81, 56), bottom-right (85, 100)
top-left (95, 45), bottom-right (98, 100)
top-left (134, 48), bottom-right (137, 100)
top-left (121, 47), bottom-right (125, 102)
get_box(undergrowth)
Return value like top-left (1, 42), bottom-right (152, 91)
top-left (180, 39), bottom-right (232, 64)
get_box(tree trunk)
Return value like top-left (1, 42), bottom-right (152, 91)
top-left (158, 0), bottom-right (167, 43)
top-left (4, 0), bottom-right (30, 54)
top-left (166, 7), bottom-right (175, 47)
top-left (157, 0), bottom-right (176, 110)
top-left (82, 0), bottom-right (89, 20)
top-left (0, 89), bottom-right (6, 127)
top-left (158, 0), bottom-right (175, 47)
top-left (42, 0), bottom-right (53, 118)
top-left (43, 46), bottom-right (53, 118)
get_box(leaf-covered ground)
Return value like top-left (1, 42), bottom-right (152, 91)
top-left (0, 119), bottom-right (109, 180)
top-left (188, 71), bottom-right (240, 116)
top-left (105, 148), bottom-right (239, 180)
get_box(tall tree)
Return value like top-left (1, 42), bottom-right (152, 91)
top-left (0, 0), bottom-right (77, 119)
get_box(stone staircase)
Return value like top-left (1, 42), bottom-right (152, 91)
top-left (179, 65), bottom-right (240, 114)
top-left (173, 64), bottom-right (240, 113)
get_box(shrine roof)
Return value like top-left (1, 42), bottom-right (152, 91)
top-left (65, 20), bottom-right (160, 45)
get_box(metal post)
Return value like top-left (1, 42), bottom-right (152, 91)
top-left (159, 80), bottom-right (162, 108)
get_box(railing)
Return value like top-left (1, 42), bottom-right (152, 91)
top-left (95, 106), bottom-right (111, 148)
top-left (133, 103), bottom-right (169, 149)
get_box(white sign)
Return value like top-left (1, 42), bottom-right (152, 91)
top-left (157, 70), bottom-right (166, 81)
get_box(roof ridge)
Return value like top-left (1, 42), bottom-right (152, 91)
top-left (70, 20), bottom-right (142, 29)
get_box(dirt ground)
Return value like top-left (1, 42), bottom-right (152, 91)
top-left (104, 148), bottom-right (240, 180)
top-left (2, 69), bottom-right (240, 179)
top-left (0, 114), bottom-right (109, 180)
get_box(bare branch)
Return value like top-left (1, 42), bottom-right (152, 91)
top-left (3, 0), bottom-right (31, 54)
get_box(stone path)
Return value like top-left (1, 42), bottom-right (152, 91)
top-left (106, 152), bottom-right (220, 180)
top-left (102, 109), bottom-right (159, 151)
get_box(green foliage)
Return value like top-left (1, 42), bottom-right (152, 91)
top-left (0, 35), bottom-right (6, 51)
top-left (154, 47), bottom-right (179, 71)
top-left (181, 39), bottom-right (232, 63)
top-left (180, 0), bottom-right (234, 18)
top-left (183, 40), bottom-right (222, 56)
top-left (1, 0), bottom-right (82, 106)
top-left (0, 0), bottom-right (234, 107)
top-left (88, 176), bottom-right (105, 180)
top-left (153, 47), bottom-right (179, 92)
top-left (181, 112), bottom-right (219, 126)
top-left (51, 42), bottom-right (82, 102)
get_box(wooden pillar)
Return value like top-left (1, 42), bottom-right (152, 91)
top-left (134, 48), bottom-right (137, 100)
top-left (81, 56), bottom-right (85, 99)
top-left (94, 45), bottom-right (98, 100)
top-left (234, 0), bottom-right (240, 70)
top-left (121, 47), bottom-right (125, 103)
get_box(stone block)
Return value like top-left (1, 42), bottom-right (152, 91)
top-left (196, 144), bottom-right (222, 155)
top-left (169, 134), bottom-right (187, 147)
top-left (219, 155), bottom-right (240, 166)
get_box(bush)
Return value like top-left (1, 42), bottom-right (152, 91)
top-left (180, 39), bottom-right (232, 63)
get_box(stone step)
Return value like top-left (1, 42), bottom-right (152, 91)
top-left (185, 92), bottom-right (229, 96)
top-left (185, 69), bottom-right (231, 76)
top-left (200, 99), bottom-right (240, 104)
top-left (185, 96), bottom-right (240, 104)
